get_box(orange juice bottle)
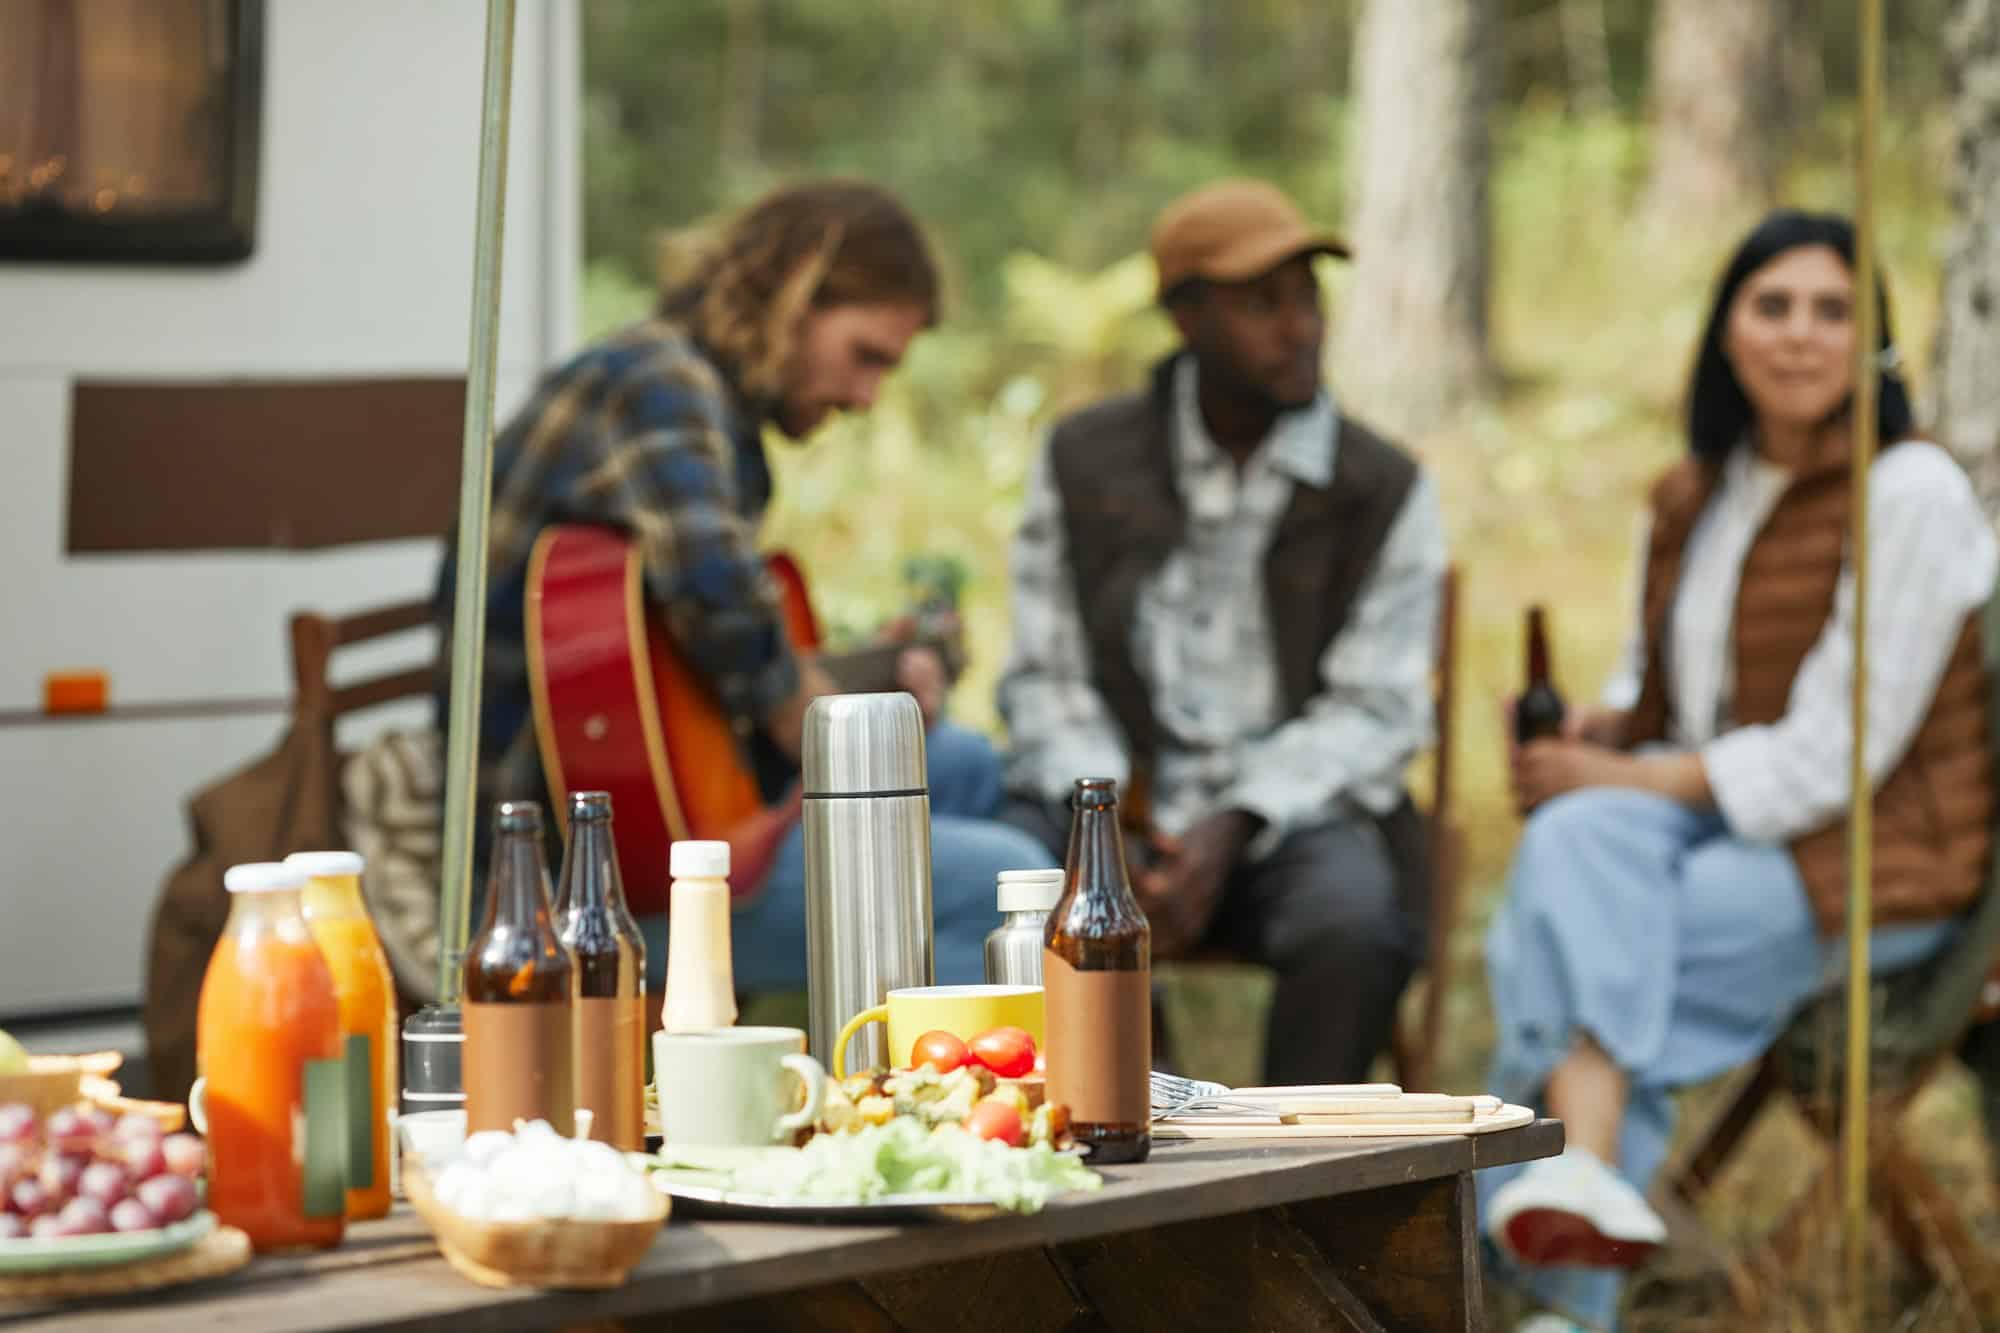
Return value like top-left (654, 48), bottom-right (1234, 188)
top-left (290, 851), bottom-right (397, 1220)
top-left (196, 863), bottom-right (346, 1251)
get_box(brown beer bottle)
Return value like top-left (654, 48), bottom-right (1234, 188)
top-left (1043, 777), bottom-right (1151, 1164)
top-left (462, 801), bottom-right (576, 1135)
top-left (554, 792), bottom-right (647, 1150)
top-left (1514, 605), bottom-right (1568, 744)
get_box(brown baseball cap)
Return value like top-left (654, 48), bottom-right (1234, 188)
top-left (1150, 179), bottom-right (1350, 300)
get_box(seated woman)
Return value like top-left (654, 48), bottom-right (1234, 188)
top-left (1478, 210), bottom-right (1998, 1331)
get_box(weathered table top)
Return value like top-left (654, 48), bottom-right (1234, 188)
top-left (1, 1122), bottom-right (1562, 1332)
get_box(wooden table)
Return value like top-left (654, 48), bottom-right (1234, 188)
top-left (1, 1122), bottom-right (1561, 1333)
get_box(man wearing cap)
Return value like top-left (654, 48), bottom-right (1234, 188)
top-left (998, 180), bottom-right (1447, 1086)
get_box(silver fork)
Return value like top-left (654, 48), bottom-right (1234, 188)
top-left (1148, 1071), bottom-right (1267, 1118)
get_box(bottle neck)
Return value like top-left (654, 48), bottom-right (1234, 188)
top-left (301, 875), bottom-right (367, 921)
top-left (1526, 608), bottom-right (1552, 685)
top-left (484, 828), bottom-right (555, 930)
top-left (225, 887), bottom-right (310, 937)
top-left (561, 819), bottom-right (621, 915)
top-left (1067, 804), bottom-right (1134, 903)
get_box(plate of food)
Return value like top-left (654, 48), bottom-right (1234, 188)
top-left (644, 1053), bottom-right (1098, 1223)
top-left (647, 1118), bottom-right (1099, 1223)
top-left (0, 1100), bottom-right (211, 1274)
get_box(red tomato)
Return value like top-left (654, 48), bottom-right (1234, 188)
top-left (967, 1026), bottom-right (1037, 1078)
top-left (910, 1029), bottom-right (968, 1073)
top-left (964, 1100), bottom-right (1024, 1148)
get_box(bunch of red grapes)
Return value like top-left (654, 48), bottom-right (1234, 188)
top-left (0, 1103), bottom-right (203, 1240)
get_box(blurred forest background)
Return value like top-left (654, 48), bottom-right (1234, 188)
top-left (575, 1), bottom-right (2000, 1323)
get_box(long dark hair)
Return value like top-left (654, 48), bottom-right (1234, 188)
top-left (1686, 209), bottom-right (1913, 464)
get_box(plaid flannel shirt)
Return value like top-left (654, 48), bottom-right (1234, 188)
top-left (433, 320), bottom-right (801, 813)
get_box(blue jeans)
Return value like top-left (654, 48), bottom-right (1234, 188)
top-left (637, 722), bottom-right (1054, 993)
top-left (1477, 789), bottom-right (1955, 1329)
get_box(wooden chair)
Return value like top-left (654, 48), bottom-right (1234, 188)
top-left (1164, 566), bottom-right (1463, 1092)
top-left (1659, 591), bottom-right (2000, 1318)
top-left (289, 599), bottom-right (438, 737)
top-left (289, 597), bottom-right (441, 1016)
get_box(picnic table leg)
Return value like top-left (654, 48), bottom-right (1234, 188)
top-left (1284, 1171), bottom-right (1485, 1332)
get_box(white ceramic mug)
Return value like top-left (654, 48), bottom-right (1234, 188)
top-left (652, 1026), bottom-right (826, 1147)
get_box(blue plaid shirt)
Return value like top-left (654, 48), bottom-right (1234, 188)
top-left (434, 320), bottom-right (801, 814)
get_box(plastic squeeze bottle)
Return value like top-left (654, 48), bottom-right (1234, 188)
top-left (661, 840), bottom-right (738, 1032)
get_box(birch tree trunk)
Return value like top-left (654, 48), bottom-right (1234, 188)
top-left (1331, 0), bottom-right (1495, 436)
top-left (1638, 0), bottom-right (1786, 227)
top-left (1935, 0), bottom-right (2000, 514)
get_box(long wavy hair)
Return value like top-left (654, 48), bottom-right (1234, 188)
top-left (658, 181), bottom-right (941, 401)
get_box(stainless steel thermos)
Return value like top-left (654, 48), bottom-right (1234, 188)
top-left (802, 692), bottom-right (934, 1074)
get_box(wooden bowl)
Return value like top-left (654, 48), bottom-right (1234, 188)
top-left (403, 1164), bottom-right (667, 1291)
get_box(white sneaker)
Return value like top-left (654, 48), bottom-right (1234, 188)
top-left (1514, 1316), bottom-right (1591, 1333)
top-left (1487, 1147), bottom-right (1667, 1270)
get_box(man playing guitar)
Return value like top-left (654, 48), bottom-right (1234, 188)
top-left (433, 180), bottom-right (1048, 992)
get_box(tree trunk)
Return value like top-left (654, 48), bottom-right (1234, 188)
top-left (1560, 0), bottom-right (1614, 117)
top-left (1638, 0), bottom-right (1786, 227)
top-left (1331, 0), bottom-right (1495, 436)
top-left (1935, 0), bottom-right (2000, 514)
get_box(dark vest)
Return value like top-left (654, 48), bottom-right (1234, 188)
top-left (1047, 355), bottom-right (1421, 764)
top-left (1626, 446), bottom-right (1993, 932)
top-left (1044, 355), bottom-right (1432, 926)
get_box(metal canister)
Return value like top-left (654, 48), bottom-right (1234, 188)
top-left (985, 868), bottom-right (1065, 986)
top-left (802, 692), bottom-right (933, 1074)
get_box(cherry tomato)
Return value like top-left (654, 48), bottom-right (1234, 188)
top-left (964, 1100), bottom-right (1024, 1148)
top-left (910, 1029), bottom-right (968, 1073)
top-left (967, 1026), bottom-right (1037, 1079)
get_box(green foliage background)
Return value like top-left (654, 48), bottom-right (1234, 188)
top-left (583, 4), bottom-right (1996, 1314)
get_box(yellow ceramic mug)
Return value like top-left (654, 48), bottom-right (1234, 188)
top-left (832, 984), bottom-right (1045, 1078)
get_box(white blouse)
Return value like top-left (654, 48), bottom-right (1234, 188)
top-left (1602, 441), bottom-right (1998, 843)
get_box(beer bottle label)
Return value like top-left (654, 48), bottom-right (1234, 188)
top-left (1043, 951), bottom-right (1151, 1127)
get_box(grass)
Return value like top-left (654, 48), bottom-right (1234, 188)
top-left (589, 107), bottom-right (1997, 1323)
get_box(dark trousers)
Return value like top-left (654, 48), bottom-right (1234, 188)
top-left (1002, 798), bottom-right (1420, 1086)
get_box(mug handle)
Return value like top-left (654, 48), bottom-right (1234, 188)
top-left (188, 1077), bottom-right (207, 1136)
top-left (775, 1054), bottom-right (828, 1135)
top-left (831, 1004), bottom-right (887, 1079)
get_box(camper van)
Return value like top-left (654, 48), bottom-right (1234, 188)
top-left (0, 1), bottom-right (581, 1091)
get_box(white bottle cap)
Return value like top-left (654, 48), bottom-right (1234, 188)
top-left (284, 851), bottom-right (365, 878)
top-left (996, 868), bottom-right (1065, 913)
top-left (670, 840), bottom-right (731, 880)
top-left (224, 862), bottom-right (309, 894)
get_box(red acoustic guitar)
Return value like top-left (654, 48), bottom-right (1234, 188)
top-left (524, 525), bottom-right (947, 915)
